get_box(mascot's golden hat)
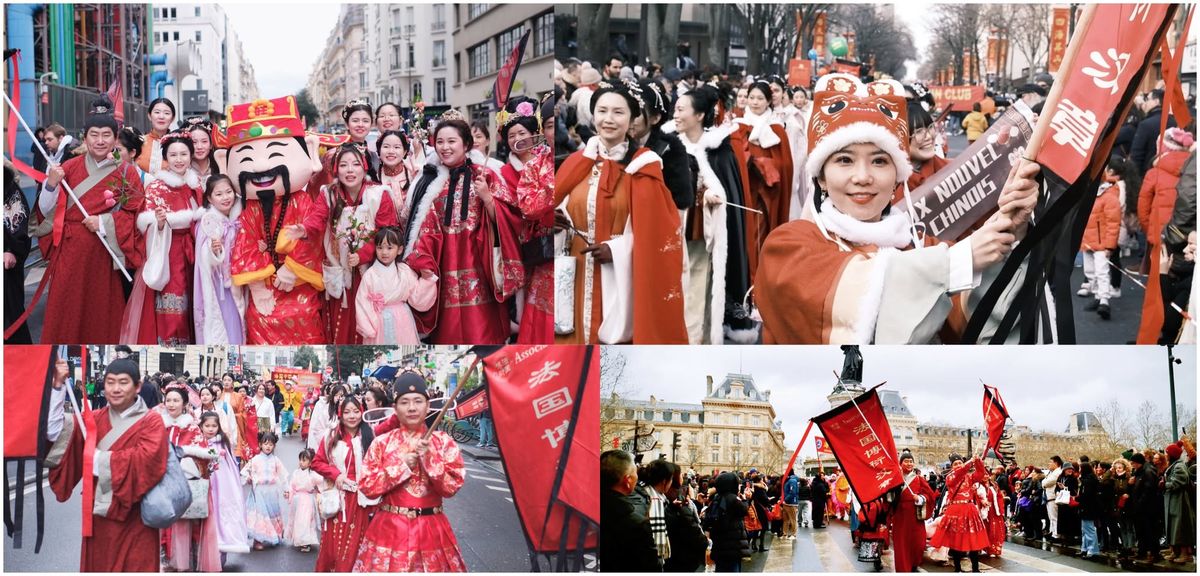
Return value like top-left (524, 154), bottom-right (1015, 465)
top-left (215, 95), bottom-right (306, 148)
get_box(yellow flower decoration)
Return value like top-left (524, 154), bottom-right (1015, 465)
top-left (249, 99), bottom-right (275, 119)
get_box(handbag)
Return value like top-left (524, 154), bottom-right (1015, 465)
top-left (520, 234), bottom-right (554, 268)
top-left (769, 501), bottom-right (782, 521)
top-left (181, 478), bottom-right (210, 519)
top-left (553, 229), bottom-right (576, 335)
top-left (1054, 490), bottom-right (1071, 506)
top-left (141, 445), bottom-right (193, 529)
top-left (318, 486), bottom-right (342, 520)
top-left (744, 503), bottom-right (762, 532)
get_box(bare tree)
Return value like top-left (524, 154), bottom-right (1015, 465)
top-left (734, 4), bottom-right (805, 76)
top-left (927, 4), bottom-right (986, 84)
top-left (645, 5), bottom-right (683, 70)
top-left (1093, 398), bottom-right (1136, 449)
top-left (575, 4), bottom-right (614, 67)
top-left (1007, 4), bottom-right (1051, 83)
top-left (600, 347), bottom-right (631, 446)
top-left (706, 4), bottom-right (733, 70)
top-left (829, 4), bottom-right (917, 78)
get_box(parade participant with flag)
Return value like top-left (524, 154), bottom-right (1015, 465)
top-left (45, 357), bottom-right (169, 572)
top-left (929, 457), bottom-right (990, 573)
top-left (890, 450), bottom-right (937, 572)
top-left (354, 371), bottom-right (467, 572)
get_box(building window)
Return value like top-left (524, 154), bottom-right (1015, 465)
top-left (468, 42), bottom-right (491, 78)
top-left (712, 433), bottom-right (720, 444)
top-left (360, 72), bottom-right (367, 90)
top-left (194, 6), bottom-right (200, 17)
top-left (432, 5), bottom-right (446, 31)
top-left (174, 31), bottom-right (180, 41)
top-left (712, 450), bottom-right (720, 463)
top-left (497, 26), bottom-right (525, 65)
top-left (468, 4), bottom-right (489, 20)
top-left (391, 8), bottom-right (400, 33)
top-left (195, 31), bottom-right (201, 42)
top-left (604, 408), bottom-right (615, 419)
top-left (752, 415), bottom-right (761, 426)
top-left (391, 45), bottom-right (400, 70)
top-left (643, 409), bottom-right (653, 421)
top-left (433, 40), bottom-right (446, 68)
top-left (680, 411), bottom-right (690, 423)
top-left (752, 435), bottom-right (760, 446)
top-left (434, 78), bottom-right (446, 104)
top-left (664, 411), bottom-right (674, 423)
top-left (408, 44), bottom-right (415, 68)
top-left (535, 12), bottom-right (553, 56)
top-left (170, 8), bottom-right (177, 20)
top-left (690, 432), bottom-right (698, 444)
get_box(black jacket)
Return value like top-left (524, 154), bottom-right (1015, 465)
top-left (704, 493), bottom-right (750, 562)
top-left (601, 489), bottom-right (660, 572)
top-left (1076, 473), bottom-right (1102, 520)
top-left (1128, 465), bottom-right (1160, 515)
top-left (1132, 106), bottom-right (1178, 173)
top-left (663, 500), bottom-right (707, 572)
top-left (645, 129), bottom-right (696, 210)
top-left (3, 166), bottom-right (32, 344)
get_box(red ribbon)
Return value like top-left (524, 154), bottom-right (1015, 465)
top-left (4, 50), bottom-right (47, 183)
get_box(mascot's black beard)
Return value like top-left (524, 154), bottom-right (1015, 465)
top-left (238, 165), bottom-right (292, 226)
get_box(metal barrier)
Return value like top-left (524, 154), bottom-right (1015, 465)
top-left (41, 83), bottom-right (150, 137)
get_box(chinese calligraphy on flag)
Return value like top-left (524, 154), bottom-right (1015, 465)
top-left (481, 345), bottom-right (598, 556)
top-left (811, 385), bottom-right (904, 504)
top-left (813, 11), bottom-right (828, 58)
top-left (987, 35), bottom-right (999, 75)
top-left (982, 384), bottom-right (1010, 461)
top-left (1036, 3), bottom-right (1174, 184)
top-left (1048, 7), bottom-right (1070, 72)
top-left (788, 59), bottom-right (813, 88)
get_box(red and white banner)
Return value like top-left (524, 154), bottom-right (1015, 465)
top-left (1036, 3), bottom-right (1174, 184)
top-left (454, 385), bottom-right (489, 419)
top-left (982, 384), bottom-right (1010, 459)
top-left (811, 385), bottom-right (904, 505)
top-left (814, 436), bottom-right (833, 454)
top-left (812, 11), bottom-right (828, 59)
top-left (927, 85), bottom-right (986, 113)
top-left (482, 345), bottom-right (598, 553)
top-left (1048, 7), bottom-right (1070, 73)
top-left (788, 59), bottom-right (813, 88)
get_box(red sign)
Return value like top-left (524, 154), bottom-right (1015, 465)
top-left (832, 60), bottom-right (861, 76)
top-left (846, 31), bottom-right (856, 60)
top-left (271, 366), bottom-right (321, 388)
top-left (454, 386), bottom-right (489, 419)
top-left (814, 436), bottom-right (833, 454)
top-left (927, 85), bottom-right (986, 113)
top-left (1036, 4), bottom-right (1174, 184)
top-left (788, 59), bottom-right (813, 87)
top-left (1048, 7), bottom-right (1070, 73)
top-left (482, 345), bottom-right (598, 553)
top-left (812, 11), bottom-right (827, 59)
top-left (811, 385), bottom-right (904, 505)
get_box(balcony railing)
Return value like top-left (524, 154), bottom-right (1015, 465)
top-left (431, 21), bottom-right (445, 32)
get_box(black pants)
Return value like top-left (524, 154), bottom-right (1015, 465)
top-left (1135, 513), bottom-right (1160, 557)
top-left (1160, 272), bottom-right (1192, 344)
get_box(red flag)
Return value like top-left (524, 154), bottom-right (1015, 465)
top-left (492, 29), bottom-right (531, 113)
top-left (982, 384), bottom-right (1009, 460)
top-left (3, 50), bottom-right (47, 183)
top-left (453, 385), bottom-right (489, 419)
top-left (3, 346), bottom-right (55, 458)
top-left (106, 77), bottom-right (124, 125)
top-left (814, 436), bottom-right (834, 454)
top-left (811, 384), bottom-right (904, 504)
top-left (481, 345), bottom-right (598, 557)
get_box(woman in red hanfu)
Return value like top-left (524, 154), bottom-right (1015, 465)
top-left (402, 114), bottom-right (525, 345)
top-left (930, 457), bottom-right (991, 573)
top-left (159, 387), bottom-right (222, 572)
top-left (292, 144), bottom-right (398, 344)
top-left (355, 372), bottom-right (466, 572)
top-left (732, 80), bottom-right (793, 279)
top-left (311, 396), bottom-right (378, 572)
top-left (494, 95), bottom-right (555, 343)
top-left (889, 451), bottom-right (938, 572)
top-left (122, 130), bottom-right (203, 344)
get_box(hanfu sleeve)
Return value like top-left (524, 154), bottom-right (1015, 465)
top-left (310, 440), bottom-right (341, 482)
top-left (354, 271), bottom-right (380, 340)
top-left (404, 196), bottom-right (444, 335)
top-left (357, 433), bottom-right (413, 499)
top-left (422, 432), bottom-right (465, 498)
top-left (356, 191), bottom-right (399, 264)
top-left (46, 410), bottom-right (83, 502)
top-left (400, 264), bottom-right (437, 313)
top-left (96, 415), bottom-right (169, 521)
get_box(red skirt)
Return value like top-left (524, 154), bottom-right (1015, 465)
top-left (353, 510), bottom-right (466, 572)
top-left (517, 263), bottom-right (553, 344)
top-left (929, 503), bottom-right (990, 552)
top-left (986, 511), bottom-right (1007, 555)
top-left (315, 496), bottom-right (372, 572)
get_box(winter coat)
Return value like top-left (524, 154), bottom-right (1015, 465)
top-left (1076, 473), bottom-right (1103, 521)
top-left (1083, 183), bottom-right (1122, 251)
top-left (704, 473), bottom-right (751, 563)
top-left (1131, 106), bottom-right (1177, 173)
top-left (1128, 464), bottom-right (1159, 515)
top-left (1138, 149), bottom-right (1191, 245)
top-left (1163, 458), bottom-right (1196, 546)
top-left (645, 129), bottom-right (698, 211)
top-left (783, 475), bottom-right (800, 505)
top-left (962, 111), bottom-right (989, 141)
top-left (1167, 152), bottom-right (1197, 277)
top-left (663, 500), bottom-right (708, 572)
top-left (601, 489), bottom-right (661, 572)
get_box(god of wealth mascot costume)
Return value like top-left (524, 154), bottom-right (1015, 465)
top-left (212, 96), bottom-right (328, 343)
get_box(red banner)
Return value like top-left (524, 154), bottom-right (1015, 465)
top-left (1048, 7), bottom-right (1070, 73)
top-left (454, 385), bottom-right (489, 419)
top-left (986, 35), bottom-right (999, 75)
top-left (963, 49), bottom-right (974, 83)
top-left (982, 384), bottom-right (1010, 460)
top-left (1036, 3), bottom-right (1174, 184)
top-left (483, 345), bottom-right (598, 553)
top-left (4, 346), bottom-right (54, 458)
top-left (927, 85), bottom-right (986, 113)
top-left (492, 29), bottom-right (531, 112)
top-left (788, 59), bottom-right (813, 88)
top-left (812, 11), bottom-right (827, 59)
top-left (811, 385), bottom-right (904, 505)
top-left (814, 436), bottom-right (833, 454)
top-left (4, 50), bottom-right (47, 183)
top-left (846, 32), bottom-right (857, 60)
top-left (270, 366), bottom-right (321, 389)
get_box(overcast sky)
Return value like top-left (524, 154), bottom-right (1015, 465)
top-left (613, 346), bottom-right (1196, 458)
top-left (224, 3), bottom-right (340, 98)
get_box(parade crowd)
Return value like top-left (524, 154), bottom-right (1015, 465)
top-left (3, 90), bottom-right (555, 346)
top-left (601, 444), bottom-right (1197, 572)
top-left (42, 353), bottom-right (472, 572)
top-left (551, 52), bottom-right (1197, 345)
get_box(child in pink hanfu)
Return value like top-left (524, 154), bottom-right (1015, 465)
top-left (241, 431), bottom-right (290, 550)
top-left (285, 448), bottom-right (322, 553)
top-left (354, 226), bottom-right (437, 344)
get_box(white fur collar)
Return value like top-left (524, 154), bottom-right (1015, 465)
top-left (624, 149), bottom-right (662, 175)
top-left (583, 136), bottom-right (630, 161)
top-left (508, 153), bottom-right (527, 172)
top-left (154, 167), bottom-right (201, 189)
top-left (160, 410), bottom-right (194, 429)
top-left (818, 203), bottom-right (913, 249)
top-left (735, 110), bottom-right (782, 148)
top-left (671, 122), bottom-right (738, 152)
top-left (400, 149), bottom-right (486, 258)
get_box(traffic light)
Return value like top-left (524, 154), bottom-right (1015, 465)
top-left (672, 432), bottom-right (681, 458)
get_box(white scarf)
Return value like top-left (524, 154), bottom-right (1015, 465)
top-left (818, 202), bottom-right (914, 249)
top-left (584, 136), bottom-right (629, 161)
top-left (735, 109), bottom-right (782, 148)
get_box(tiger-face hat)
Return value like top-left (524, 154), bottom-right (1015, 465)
top-left (806, 73), bottom-right (911, 184)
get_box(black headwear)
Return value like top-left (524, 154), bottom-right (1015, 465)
top-left (393, 371), bottom-right (429, 399)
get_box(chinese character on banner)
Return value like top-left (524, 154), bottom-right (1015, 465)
top-left (1048, 7), bottom-right (1070, 72)
top-left (811, 385), bottom-right (904, 504)
top-left (528, 360), bottom-right (561, 388)
top-left (532, 387), bottom-right (573, 419)
top-left (1049, 98), bottom-right (1100, 156)
top-left (1081, 48), bottom-right (1131, 95)
top-left (813, 11), bottom-right (827, 58)
top-left (542, 419), bottom-right (569, 449)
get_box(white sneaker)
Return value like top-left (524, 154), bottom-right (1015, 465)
top-left (1111, 288), bottom-right (1122, 298)
top-left (1077, 285), bottom-right (1091, 297)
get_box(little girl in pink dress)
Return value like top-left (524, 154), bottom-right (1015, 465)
top-left (355, 227), bottom-right (437, 344)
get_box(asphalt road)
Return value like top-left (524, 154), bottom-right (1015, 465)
top-left (4, 429), bottom-right (532, 572)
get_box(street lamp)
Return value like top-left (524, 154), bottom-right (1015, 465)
top-left (1167, 344), bottom-right (1181, 439)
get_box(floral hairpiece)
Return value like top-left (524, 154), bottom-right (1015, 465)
top-left (440, 109), bottom-right (465, 123)
top-left (342, 99), bottom-right (372, 121)
top-left (497, 100), bottom-right (537, 128)
top-left (183, 116), bottom-right (213, 132)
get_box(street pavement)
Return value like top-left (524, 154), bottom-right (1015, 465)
top-left (743, 517), bottom-right (1188, 573)
top-left (4, 427), bottom-right (532, 572)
